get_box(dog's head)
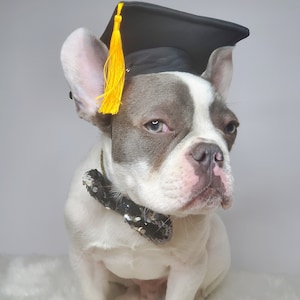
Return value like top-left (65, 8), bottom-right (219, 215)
top-left (61, 28), bottom-right (239, 217)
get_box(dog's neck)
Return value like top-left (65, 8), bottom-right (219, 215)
top-left (82, 150), bottom-right (173, 245)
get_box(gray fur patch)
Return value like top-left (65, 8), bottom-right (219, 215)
top-left (111, 73), bottom-right (194, 169)
top-left (209, 99), bottom-right (239, 151)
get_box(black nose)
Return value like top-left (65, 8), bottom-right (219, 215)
top-left (191, 143), bottom-right (224, 169)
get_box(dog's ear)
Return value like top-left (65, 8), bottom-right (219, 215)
top-left (202, 46), bottom-right (233, 101)
top-left (61, 28), bottom-right (111, 130)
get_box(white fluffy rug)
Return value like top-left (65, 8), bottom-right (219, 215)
top-left (0, 255), bottom-right (299, 300)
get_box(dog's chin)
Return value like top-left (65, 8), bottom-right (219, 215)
top-left (181, 188), bottom-right (232, 215)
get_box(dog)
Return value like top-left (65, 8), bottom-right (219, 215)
top-left (61, 27), bottom-right (239, 300)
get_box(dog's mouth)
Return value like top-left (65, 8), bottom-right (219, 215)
top-left (184, 187), bottom-right (231, 211)
top-left (184, 172), bottom-right (232, 211)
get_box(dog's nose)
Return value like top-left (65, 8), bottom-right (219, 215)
top-left (190, 143), bottom-right (224, 169)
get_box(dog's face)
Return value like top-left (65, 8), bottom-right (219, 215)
top-left (61, 28), bottom-right (238, 217)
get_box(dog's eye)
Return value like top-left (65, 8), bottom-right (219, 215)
top-left (144, 120), bottom-right (169, 133)
top-left (225, 120), bottom-right (239, 135)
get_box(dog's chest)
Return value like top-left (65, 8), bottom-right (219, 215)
top-left (93, 246), bottom-right (172, 280)
top-left (88, 215), bottom-right (211, 280)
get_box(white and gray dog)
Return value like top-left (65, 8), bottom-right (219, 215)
top-left (61, 24), bottom-right (241, 299)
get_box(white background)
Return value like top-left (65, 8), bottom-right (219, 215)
top-left (1, 0), bottom-right (299, 275)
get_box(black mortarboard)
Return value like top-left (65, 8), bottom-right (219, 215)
top-left (101, 1), bottom-right (249, 77)
top-left (98, 1), bottom-right (249, 114)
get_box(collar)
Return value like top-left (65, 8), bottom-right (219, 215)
top-left (82, 151), bottom-right (173, 245)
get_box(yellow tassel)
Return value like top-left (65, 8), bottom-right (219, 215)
top-left (98, 2), bottom-right (125, 115)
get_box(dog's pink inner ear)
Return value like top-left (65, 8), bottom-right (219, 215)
top-left (202, 46), bottom-right (233, 101)
top-left (60, 28), bottom-right (108, 122)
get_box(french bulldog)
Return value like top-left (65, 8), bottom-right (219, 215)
top-left (61, 27), bottom-right (239, 300)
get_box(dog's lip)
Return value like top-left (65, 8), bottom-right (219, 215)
top-left (183, 188), bottom-right (220, 209)
top-left (183, 186), bottom-right (231, 211)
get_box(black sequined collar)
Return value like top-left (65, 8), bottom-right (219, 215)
top-left (82, 151), bottom-right (172, 244)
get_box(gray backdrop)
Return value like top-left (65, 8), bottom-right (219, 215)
top-left (1, 0), bottom-right (299, 275)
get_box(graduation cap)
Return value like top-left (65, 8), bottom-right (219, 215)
top-left (98, 1), bottom-right (249, 114)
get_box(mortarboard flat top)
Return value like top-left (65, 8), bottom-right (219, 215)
top-left (101, 1), bottom-right (249, 77)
